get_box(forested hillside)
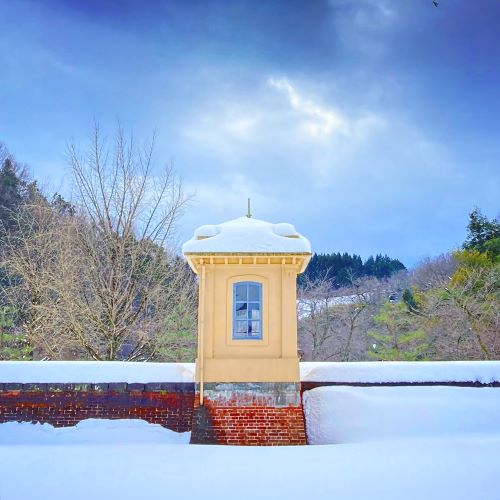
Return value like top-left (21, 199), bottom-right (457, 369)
top-left (298, 208), bottom-right (499, 362)
top-left (300, 252), bottom-right (405, 287)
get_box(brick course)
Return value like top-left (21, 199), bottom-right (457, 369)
top-left (0, 382), bottom-right (309, 445)
top-left (190, 383), bottom-right (307, 446)
top-left (0, 383), bottom-right (194, 433)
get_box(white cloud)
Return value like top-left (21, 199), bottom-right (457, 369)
top-left (187, 173), bottom-right (258, 214)
top-left (223, 115), bottom-right (258, 140)
top-left (180, 173), bottom-right (276, 240)
top-left (178, 74), bottom-right (389, 184)
top-left (268, 77), bottom-right (350, 138)
top-left (180, 103), bottom-right (265, 161)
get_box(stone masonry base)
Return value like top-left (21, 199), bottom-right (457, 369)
top-left (190, 382), bottom-right (307, 446)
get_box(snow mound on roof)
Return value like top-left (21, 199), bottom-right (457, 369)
top-left (0, 419), bottom-right (190, 445)
top-left (194, 224), bottom-right (221, 239)
top-left (300, 361), bottom-right (500, 384)
top-left (182, 216), bottom-right (311, 254)
top-left (303, 385), bottom-right (500, 445)
top-left (272, 222), bottom-right (299, 237)
top-left (0, 361), bottom-right (195, 383)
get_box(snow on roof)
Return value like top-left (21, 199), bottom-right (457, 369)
top-left (182, 216), bottom-right (311, 255)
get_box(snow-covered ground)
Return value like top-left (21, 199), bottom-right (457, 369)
top-left (1, 431), bottom-right (499, 500)
top-left (297, 295), bottom-right (360, 318)
top-left (1, 384), bottom-right (500, 500)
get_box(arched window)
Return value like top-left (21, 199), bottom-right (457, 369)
top-left (233, 281), bottom-right (262, 340)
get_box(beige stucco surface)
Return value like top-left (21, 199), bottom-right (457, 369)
top-left (185, 255), bottom-right (310, 382)
top-left (183, 214), bottom-right (311, 383)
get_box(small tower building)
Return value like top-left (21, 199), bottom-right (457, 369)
top-left (183, 214), bottom-right (311, 445)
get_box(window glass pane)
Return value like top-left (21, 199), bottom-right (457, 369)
top-left (248, 303), bottom-right (260, 319)
top-left (235, 302), bottom-right (247, 318)
top-left (248, 284), bottom-right (260, 301)
top-left (235, 284), bottom-right (247, 302)
top-left (235, 321), bottom-right (247, 334)
top-left (233, 282), bottom-right (262, 340)
top-left (247, 321), bottom-right (255, 336)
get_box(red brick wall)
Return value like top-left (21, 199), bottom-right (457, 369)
top-left (0, 383), bottom-right (194, 433)
top-left (191, 400), bottom-right (306, 445)
top-left (0, 382), bottom-right (308, 445)
top-left (190, 383), bottom-right (307, 446)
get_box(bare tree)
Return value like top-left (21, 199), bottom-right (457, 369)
top-left (411, 253), bottom-right (457, 291)
top-left (0, 196), bottom-right (78, 358)
top-left (151, 261), bottom-right (198, 362)
top-left (0, 142), bottom-right (9, 164)
top-left (425, 263), bottom-right (499, 360)
top-left (62, 124), bottom-right (192, 360)
top-left (1, 125), bottom-right (196, 361)
top-left (333, 277), bottom-right (379, 361)
top-left (297, 270), bottom-right (411, 361)
top-left (297, 274), bottom-right (338, 360)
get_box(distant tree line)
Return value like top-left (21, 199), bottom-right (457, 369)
top-left (300, 252), bottom-right (406, 287)
top-left (298, 208), bottom-right (499, 362)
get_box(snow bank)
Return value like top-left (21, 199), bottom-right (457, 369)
top-left (300, 360), bottom-right (500, 384)
top-left (0, 418), bottom-right (190, 445)
top-left (303, 385), bottom-right (500, 445)
top-left (0, 361), bottom-right (195, 383)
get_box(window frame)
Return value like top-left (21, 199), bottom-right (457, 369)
top-left (232, 281), bottom-right (263, 340)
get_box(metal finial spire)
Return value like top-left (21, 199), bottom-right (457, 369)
top-left (246, 198), bottom-right (252, 218)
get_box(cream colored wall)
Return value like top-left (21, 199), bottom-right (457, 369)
top-left (187, 254), bottom-right (309, 383)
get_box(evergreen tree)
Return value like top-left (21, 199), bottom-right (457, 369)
top-left (300, 252), bottom-right (405, 288)
top-left (368, 302), bottom-right (429, 361)
top-left (0, 158), bottom-right (24, 230)
top-left (0, 306), bottom-right (31, 360)
top-left (50, 193), bottom-right (76, 216)
top-left (0, 156), bottom-right (40, 231)
top-left (402, 288), bottom-right (419, 312)
top-left (464, 208), bottom-right (500, 258)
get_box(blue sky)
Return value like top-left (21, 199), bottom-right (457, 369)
top-left (1, 0), bottom-right (499, 266)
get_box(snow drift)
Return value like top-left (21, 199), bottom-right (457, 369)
top-left (0, 418), bottom-right (190, 445)
top-left (303, 385), bottom-right (500, 444)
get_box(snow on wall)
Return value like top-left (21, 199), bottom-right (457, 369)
top-left (303, 385), bottom-right (500, 445)
top-left (300, 361), bottom-right (500, 384)
top-left (0, 361), bottom-right (195, 383)
top-left (1, 360), bottom-right (500, 384)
